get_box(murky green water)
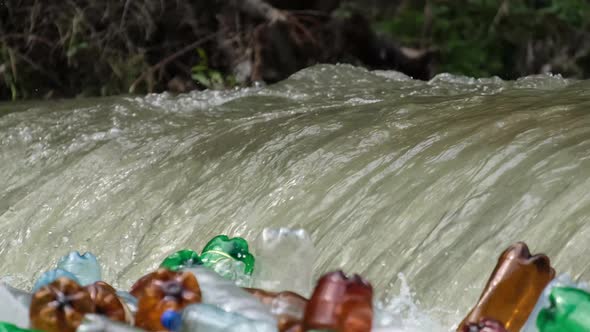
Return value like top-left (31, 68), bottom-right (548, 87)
top-left (1, 65), bottom-right (590, 331)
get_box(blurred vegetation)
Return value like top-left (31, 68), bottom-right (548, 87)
top-left (1, 0), bottom-right (590, 100)
top-left (350, 0), bottom-right (590, 79)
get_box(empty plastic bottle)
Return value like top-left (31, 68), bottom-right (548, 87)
top-left (131, 269), bottom-right (201, 331)
top-left (0, 283), bottom-right (31, 329)
top-left (0, 322), bottom-right (40, 332)
top-left (30, 277), bottom-right (95, 332)
top-left (57, 252), bottom-right (102, 286)
top-left (252, 228), bottom-right (314, 296)
top-left (184, 266), bottom-right (277, 326)
top-left (200, 235), bottom-right (255, 286)
top-left (303, 270), bottom-right (373, 332)
top-left (536, 286), bottom-right (590, 332)
top-left (86, 282), bottom-right (129, 323)
top-left (245, 288), bottom-right (308, 331)
top-left (458, 242), bottom-right (555, 332)
top-left (32, 268), bottom-right (80, 292)
top-left (1, 283), bottom-right (31, 309)
top-left (160, 250), bottom-right (202, 272)
top-left (115, 291), bottom-right (138, 317)
top-left (522, 274), bottom-right (589, 332)
top-left (76, 314), bottom-right (143, 332)
top-left (179, 303), bottom-right (277, 332)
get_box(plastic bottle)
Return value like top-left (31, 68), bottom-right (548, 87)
top-left (131, 269), bottom-right (201, 331)
top-left (76, 314), bottom-right (143, 332)
top-left (0, 283), bottom-right (30, 329)
top-left (85, 281), bottom-right (129, 323)
top-left (0, 322), bottom-right (40, 332)
top-left (179, 303), bottom-right (277, 332)
top-left (457, 242), bottom-right (555, 332)
top-left (245, 287), bottom-right (308, 331)
top-left (200, 235), bottom-right (255, 286)
top-left (303, 270), bottom-right (373, 332)
top-left (160, 250), bottom-right (202, 272)
top-left (522, 274), bottom-right (589, 332)
top-left (32, 269), bottom-right (80, 292)
top-left (183, 266), bottom-right (277, 326)
top-left (252, 228), bottom-right (314, 296)
top-left (536, 286), bottom-right (590, 332)
top-left (57, 251), bottom-right (102, 286)
top-left (30, 277), bottom-right (95, 332)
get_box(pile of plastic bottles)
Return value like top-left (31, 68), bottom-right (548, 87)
top-left (0, 228), bottom-right (589, 332)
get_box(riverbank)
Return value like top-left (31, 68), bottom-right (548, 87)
top-left (1, 0), bottom-right (589, 100)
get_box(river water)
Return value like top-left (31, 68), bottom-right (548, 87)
top-left (1, 64), bottom-right (590, 331)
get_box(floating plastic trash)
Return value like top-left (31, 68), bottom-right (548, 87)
top-left (179, 303), bottom-right (276, 332)
top-left (304, 270), bottom-right (373, 332)
top-left (522, 274), bottom-right (590, 332)
top-left (57, 252), bottom-right (102, 286)
top-left (458, 242), bottom-right (555, 332)
top-left (183, 266), bottom-right (276, 325)
top-left (76, 314), bottom-right (143, 332)
top-left (32, 269), bottom-right (80, 293)
top-left (86, 282), bottom-right (129, 323)
top-left (160, 250), bottom-right (202, 272)
top-left (200, 235), bottom-right (255, 286)
top-left (0, 322), bottom-right (39, 332)
top-left (0, 284), bottom-right (30, 329)
top-left (252, 228), bottom-right (314, 296)
top-left (536, 286), bottom-right (590, 332)
top-left (30, 277), bottom-right (95, 332)
top-left (245, 288), bottom-right (308, 331)
top-left (0, 233), bottom-right (586, 332)
top-left (131, 269), bottom-right (201, 331)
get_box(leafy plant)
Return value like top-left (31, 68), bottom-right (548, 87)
top-left (191, 48), bottom-right (236, 89)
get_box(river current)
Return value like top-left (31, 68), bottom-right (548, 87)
top-left (1, 65), bottom-right (590, 331)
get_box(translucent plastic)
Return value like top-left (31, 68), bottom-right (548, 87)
top-left (180, 303), bottom-right (277, 332)
top-left (0, 283), bottom-right (30, 329)
top-left (76, 314), bottom-right (143, 332)
top-left (184, 266), bottom-right (276, 325)
top-left (32, 269), bottom-right (80, 292)
top-left (252, 228), bottom-right (314, 296)
top-left (57, 252), bottom-right (102, 286)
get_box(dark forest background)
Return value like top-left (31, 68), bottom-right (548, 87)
top-left (1, 0), bottom-right (590, 100)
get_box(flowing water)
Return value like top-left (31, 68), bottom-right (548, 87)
top-left (1, 64), bottom-right (590, 331)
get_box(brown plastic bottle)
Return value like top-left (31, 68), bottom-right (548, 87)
top-left (132, 269), bottom-right (202, 331)
top-left (303, 270), bottom-right (373, 332)
top-left (30, 277), bottom-right (95, 332)
top-left (458, 242), bottom-right (555, 331)
top-left (245, 287), bottom-right (308, 331)
top-left (85, 281), bottom-right (129, 323)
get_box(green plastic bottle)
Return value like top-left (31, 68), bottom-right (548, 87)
top-left (0, 322), bottom-right (40, 332)
top-left (200, 235), bottom-right (255, 275)
top-left (537, 286), bottom-right (590, 332)
top-left (160, 249), bottom-right (202, 272)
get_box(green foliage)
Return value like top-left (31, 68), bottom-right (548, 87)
top-left (191, 48), bottom-right (236, 90)
top-left (374, 0), bottom-right (590, 79)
